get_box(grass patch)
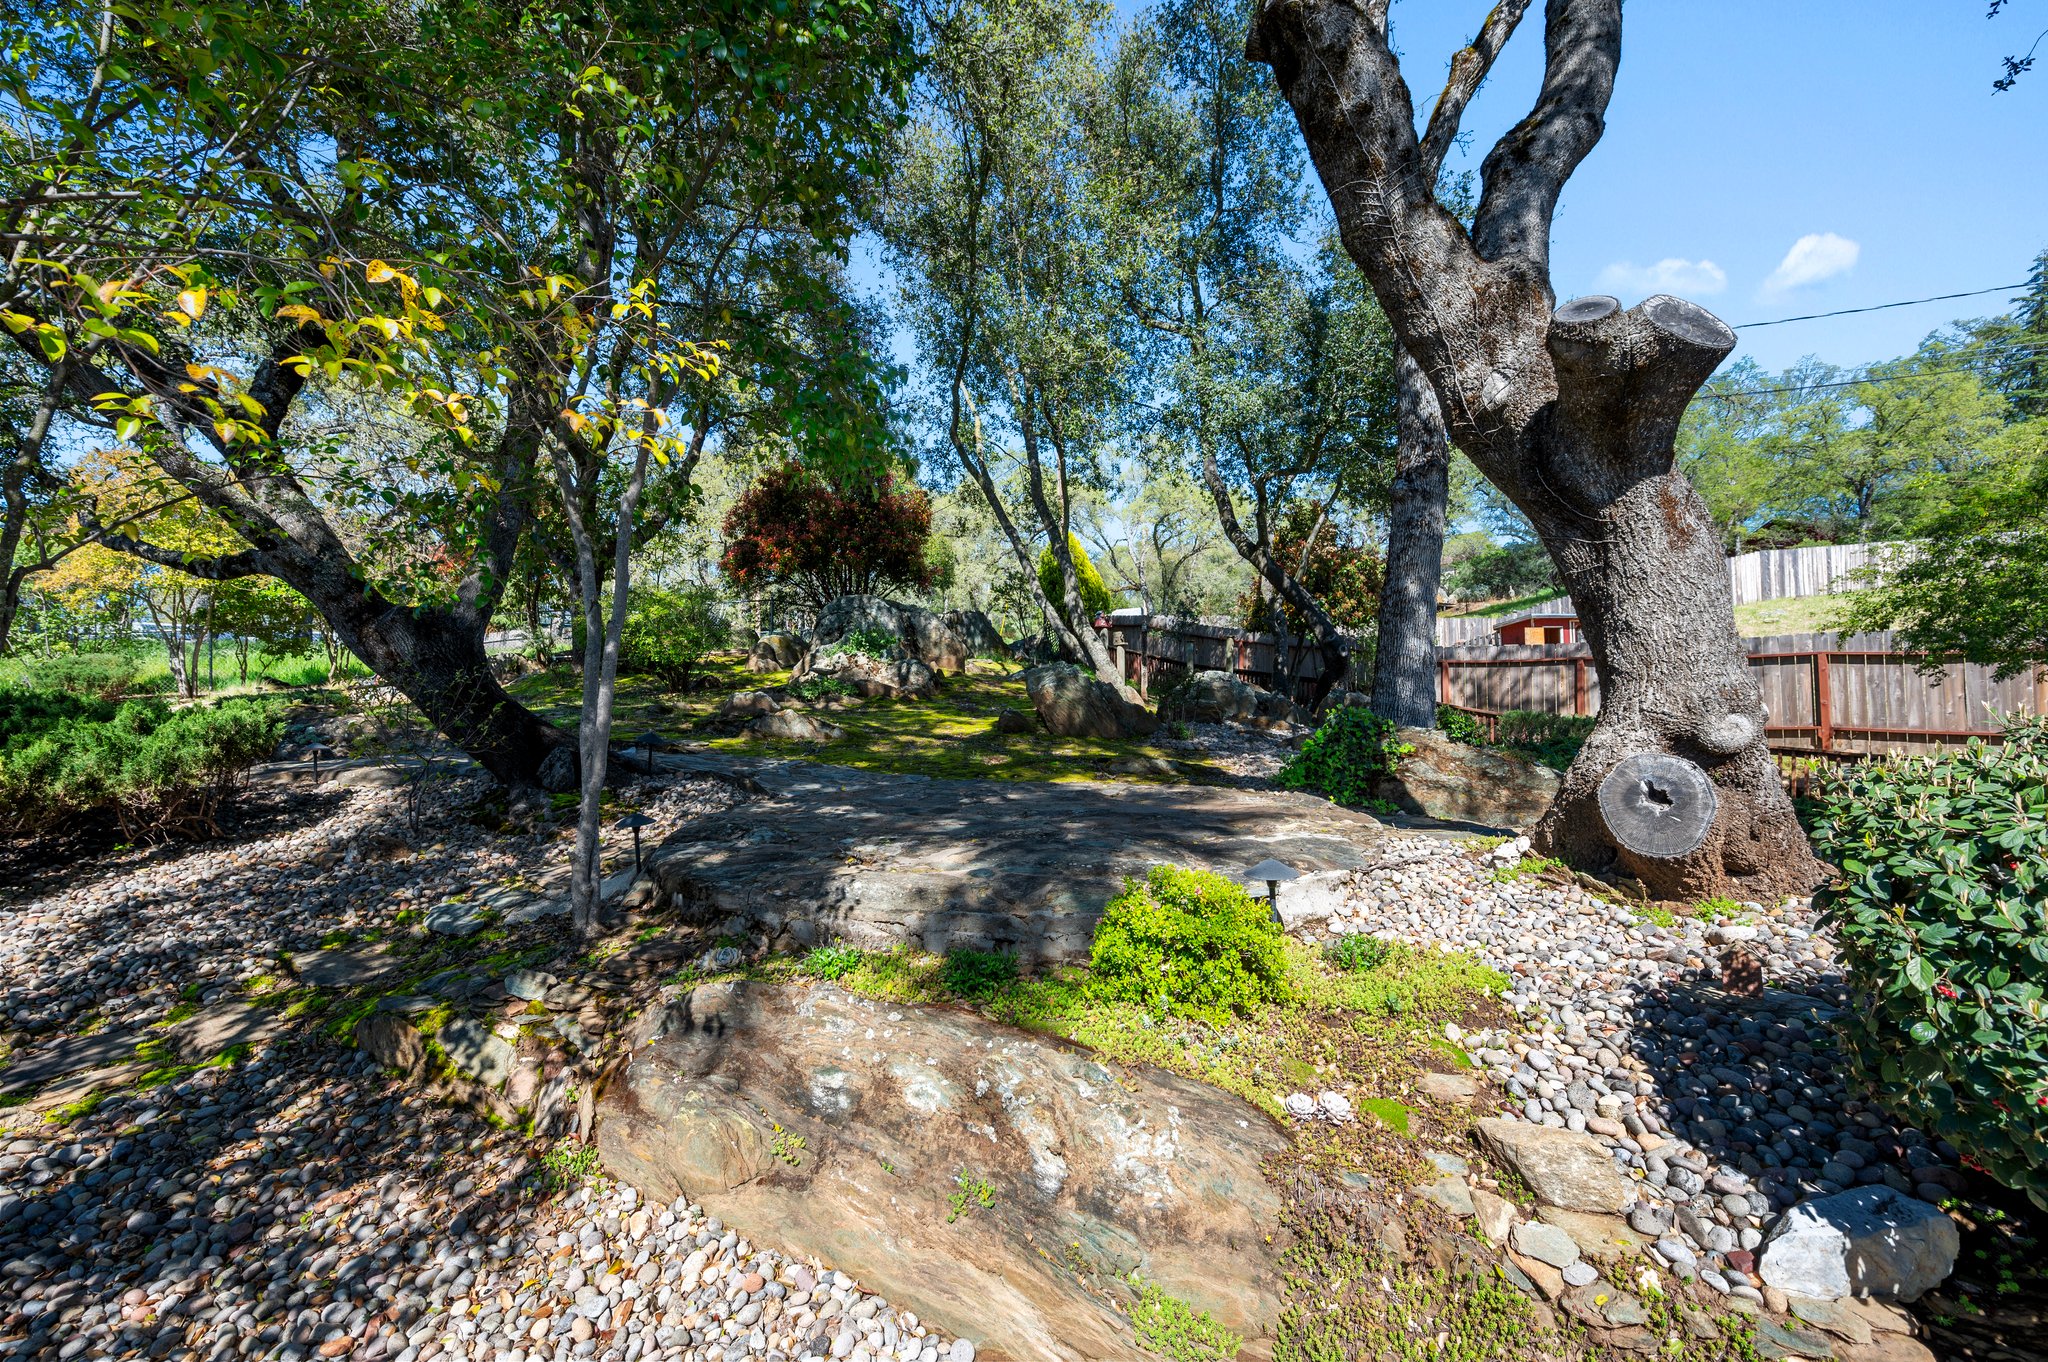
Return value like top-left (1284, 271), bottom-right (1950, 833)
top-left (1732, 591), bottom-right (1858, 638)
top-left (507, 656), bottom-right (1228, 787)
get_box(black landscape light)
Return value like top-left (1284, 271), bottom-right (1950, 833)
top-left (634, 731), bottom-right (665, 774)
top-left (307, 742), bottom-right (336, 783)
top-left (1244, 857), bottom-right (1300, 926)
top-left (618, 811), bottom-right (655, 870)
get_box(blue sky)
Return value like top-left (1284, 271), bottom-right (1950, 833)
top-left (1383, 0), bottom-right (2047, 372)
top-left (861, 2), bottom-right (2047, 378)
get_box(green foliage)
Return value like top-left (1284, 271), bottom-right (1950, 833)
top-left (823, 624), bottom-right (899, 661)
top-left (1355, 1096), bottom-right (1412, 1135)
top-left (786, 673), bottom-right (857, 704)
top-left (0, 692), bottom-right (282, 837)
top-left (1297, 939), bottom-right (1507, 1019)
top-left (947, 1169), bottom-right (997, 1223)
top-left (938, 948), bottom-right (1019, 1000)
top-left (620, 586), bottom-right (727, 690)
top-left (1277, 707), bottom-right (1412, 806)
top-left (1444, 541), bottom-right (1559, 603)
top-left (1088, 865), bottom-right (1293, 1025)
top-left (539, 1139), bottom-right (602, 1192)
top-left (1436, 706), bottom-right (1489, 746)
top-left (1811, 718), bottom-right (2048, 1210)
top-left (1128, 1276), bottom-right (1242, 1362)
top-left (20, 653), bottom-right (155, 701)
top-left (800, 941), bottom-right (866, 981)
top-left (1037, 534), bottom-right (1119, 617)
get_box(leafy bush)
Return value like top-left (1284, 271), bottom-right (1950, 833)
top-left (720, 462), bottom-right (939, 612)
top-left (787, 674), bottom-right (857, 704)
top-left (1088, 865), bottom-right (1293, 1025)
top-left (939, 948), bottom-right (1018, 999)
top-left (800, 942), bottom-right (865, 981)
top-left (25, 652), bottom-right (150, 701)
top-left (620, 586), bottom-right (727, 690)
top-left (1037, 534), bottom-right (1118, 617)
top-left (1811, 719), bottom-right (2048, 1210)
top-left (1276, 707), bottom-right (1412, 806)
top-left (1437, 706), bottom-right (1489, 746)
top-left (0, 692), bottom-right (283, 838)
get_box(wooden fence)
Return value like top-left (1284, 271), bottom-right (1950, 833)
top-left (1435, 542), bottom-right (1909, 647)
top-left (1096, 614), bottom-right (1341, 704)
top-left (1439, 630), bottom-right (2046, 757)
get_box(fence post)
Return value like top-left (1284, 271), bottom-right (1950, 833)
top-left (1438, 657), bottom-right (1450, 709)
top-left (1573, 659), bottom-right (1588, 716)
top-left (1814, 650), bottom-right (1834, 754)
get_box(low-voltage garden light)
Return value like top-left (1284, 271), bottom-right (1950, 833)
top-left (634, 731), bottom-right (665, 774)
top-left (618, 811), bottom-right (655, 870)
top-left (1244, 857), bottom-right (1300, 925)
top-left (307, 742), bottom-right (336, 783)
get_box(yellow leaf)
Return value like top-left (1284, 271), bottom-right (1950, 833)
top-left (213, 420), bottom-right (237, 444)
top-left (365, 260), bottom-right (398, 284)
top-left (177, 287), bottom-right (208, 319)
top-left (276, 303), bottom-right (325, 325)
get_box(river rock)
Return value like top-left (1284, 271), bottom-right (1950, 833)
top-left (1475, 1118), bottom-right (1632, 1213)
top-left (597, 980), bottom-right (1286, 1359)
top-left (1369, 727), bottom-right (1561, 829)
top-left (1758, 1187), bottom-right (1959, 1302)
top-left (1019, 663), bottom-right (1157, 740)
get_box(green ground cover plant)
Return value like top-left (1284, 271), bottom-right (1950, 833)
top-left (1089, 866), bottom-right (1293, 1025)
top-left (1277, 707), bottom-right (1412, 806)
top-left (1811, 718), bottom-right (2048, 1210)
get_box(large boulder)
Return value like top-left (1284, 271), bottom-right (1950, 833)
top-left (598, 981), bottom-right (1287, 1359)
top-left (747, 631), bottom-right (806, 672)
top-left (1474, 1118), bottom-right (1633, 1214)
top-left (809, 596), bottom-right (971, 674)
top-left (942, 608), bottom-right (1009, 660)
top-left (745, 711), bottom-right (846, 743)
top-left (1172, 669), bottom-right (1308, 727)
top-left (801, 651), bottom-right (937, 700)
top-left (1758, 1187), bottom-right (1959, 1302)
top-left (1020, 662), bottom-right (1157, 740)
top-left (713, 689), bottom-right (782, 721)
top-left (1370, 726), bottom-right (1561, 829)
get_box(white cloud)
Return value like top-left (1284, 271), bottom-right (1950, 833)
top-left (1760, 232), bottom-right (1860, 300)
top-left (1594, 257), bottom-right (1728, 297)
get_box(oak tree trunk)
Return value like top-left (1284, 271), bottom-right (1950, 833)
top-left (1514, 297), bottom-right (1824, 900)
top-left (1370, 349), bottom-right (1451, 728)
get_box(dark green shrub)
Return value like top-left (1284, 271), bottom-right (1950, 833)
top-left (1276, 707), bottom-right (1413, 806)
top-left (1811, 718), bottom-right (2048, 1210)
top-left (939, 948), bottom-right (1018, 999)
top-left (0, 692), bottom-right (282, 839)
top-left (26, 652), bottom-right (148, 701)
top-left (1326, 933), bottom-right (1396, 973)
top-left (620, 586), bottom-right (728, 690)
top-left (787, 674), bottom-right (857, 704)
top-left (1088, 865), bottom-right (1293, 1025)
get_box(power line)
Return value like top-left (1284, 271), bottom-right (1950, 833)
top-left (1702, 337), bottom-right (2048, 400)
top-left (1733, 283), bottom-right (2029, 329)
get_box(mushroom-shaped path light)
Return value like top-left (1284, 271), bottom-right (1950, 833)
top-left (617, 811), bottom-right (655, 871)
top-left (1243, 857), bottom-right (1300, 925)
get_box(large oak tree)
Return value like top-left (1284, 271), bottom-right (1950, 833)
top-left (1248, 0), bottom-right (1826, 899)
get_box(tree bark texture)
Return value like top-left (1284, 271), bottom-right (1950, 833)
top-left (1251, 0), bottom-right (1825, 900)
top-left (1370, 349), bottom-right (1450, 728)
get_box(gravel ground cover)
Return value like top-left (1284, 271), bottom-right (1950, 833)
top-left (0, 774), bottom-right (966, 1362)
top-left (1305, 834), bottom-right (1965, 1306)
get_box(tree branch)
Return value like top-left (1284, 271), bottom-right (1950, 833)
top-left (1470, 0), bottom-right (1621, 268)
top-left (1419, 0), bottom-right (1534, 178)
top-left (81, 510), bottom-right (273, 580)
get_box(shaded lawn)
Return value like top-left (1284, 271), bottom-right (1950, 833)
top-left (509, 653), bottom-right (1238, 786)
top-left (1732, 590), bottom-right (1859, 637)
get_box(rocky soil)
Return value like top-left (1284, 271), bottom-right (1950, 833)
top-left (0, 773), bottom-right (966, 1362)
